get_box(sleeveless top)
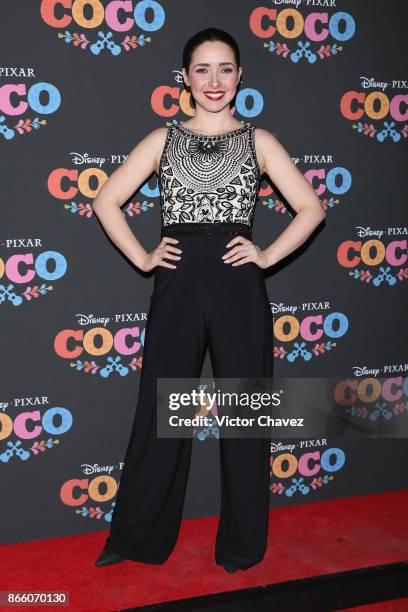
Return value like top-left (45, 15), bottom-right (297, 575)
top-left (158, 122), bottom-right (261, 233)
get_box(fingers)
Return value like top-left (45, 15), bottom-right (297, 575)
top-left (225, 235), bottom-right (250, 248)
top-left (158, 261), bottom-right (178, 269)
top-left (159, 237), bottom-right (182, 255)
top-left (156, 251), bottom-right (180, 269)
top-left (160, 236), bottom-right (180, 247)
top-left (165, 245), bottom-right (183, 254)
top-left (223, 237), bottom-right (258, 266)
top-left (230, 256), bottom-right (252, 267)
top-left (224, 252), bottom-right (252, 265)
top-left (156, 236), bottom-right (182, 270)
top-left (223, 245), bottom-right (254, 261)
top-left (222, 245), bottom-right (247, 260)
top-left (161, 236), bottom-right (179, 243)
top-left (162, 252), bottom-right (181, 261)
top-left (155, 235), bottom-right (256, 270)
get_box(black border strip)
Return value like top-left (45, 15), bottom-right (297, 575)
top-left (119, 560), bottom-right (408, 611)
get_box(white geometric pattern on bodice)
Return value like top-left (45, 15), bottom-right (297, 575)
top-left (158, 123), bottom-right (261, 227)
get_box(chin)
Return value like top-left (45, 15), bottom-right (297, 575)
top-left (198, 97), bottom-right (234, 112)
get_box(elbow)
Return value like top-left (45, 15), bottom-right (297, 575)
top-left (316, 198), bottom-right (326, 222)
top-left (91, 191), bottom-right (104, 216)
top-left (92, 183), bottom-right (115, 216)
top-left (92, 200), bottom-right (103, 218)
top-left (92, 197), bottom-right (113, 217)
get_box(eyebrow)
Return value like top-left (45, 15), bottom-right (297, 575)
top-left (192, 62), bottom-right (235, 68)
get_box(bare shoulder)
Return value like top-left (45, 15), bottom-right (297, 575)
top-left (253, 127), bottom-right (289, 175)
top-left (148, 126), bottom-right (170, 145)
top-left (148, 126), bottom-right (170, 174)
top-left (126, 126), bottom-right (169, 175)
top-left (253, 127), bottom-right (282, 150)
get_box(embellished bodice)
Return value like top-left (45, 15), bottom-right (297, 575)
top-left (158, 122), bottom-right (261, 230)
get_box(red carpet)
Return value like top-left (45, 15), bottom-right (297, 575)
top-left (1, 489), bottom-right (407, 611)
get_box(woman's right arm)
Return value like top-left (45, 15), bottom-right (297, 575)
top-left (92, 127), bottom-right (181, 272)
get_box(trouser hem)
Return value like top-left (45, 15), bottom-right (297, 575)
top-left (215, 557), bottom-right (265, 571)
top-left (215, 552), bottom-right (267, 571)
top-left (106, 536), bottom-right (171, 565)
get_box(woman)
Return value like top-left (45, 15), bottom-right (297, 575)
top-left (93, 27), bottom-right (325, 573)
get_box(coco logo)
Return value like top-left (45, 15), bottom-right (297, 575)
top-left (0, 248), bottom-right (68, 306)
top-left (260, 158), bottom-right (352, 214)
top-left (60, 472), bottom-right (122, 521)
top-left (340, 79), bottom-right (408, 142)
top-left (250, 6), bottom-right (356, 63)
top-left (54, 325), bottom-right (146, 376)
top-left (272, 307), bottom-right (349, 363)
top-left (0, 406), bottom-right (73, 464)
top-left (0, 79), bottom-right (61, 140)
top-left (270, 446), bottom-right (346, 496)
top-left (337, 228), bottom-right (408, 286)
top-left (333, 376), bottom-right (408, 406)
top-left (40, 0), bottom-right (165, 56)
top-left (331, 377), bottom-right (408, 427)
top-left (47, 163), bottom-right (157, 219)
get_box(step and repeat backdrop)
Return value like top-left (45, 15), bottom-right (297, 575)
top-left (1, 1), bottom-right (407, 544)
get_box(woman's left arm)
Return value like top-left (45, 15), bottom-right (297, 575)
top-left (255, 128), bottom-right (326, 268)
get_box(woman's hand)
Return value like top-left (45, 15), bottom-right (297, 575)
top-left (140, 237), bottom-right (182, 272)
top-left (222, 236), bottom-right (270, 269)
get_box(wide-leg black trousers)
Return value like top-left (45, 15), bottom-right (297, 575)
top-left (105, 223), bottom-right (274, 570)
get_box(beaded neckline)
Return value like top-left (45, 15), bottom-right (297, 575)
top-left (175, 121), bottom-right (250, 140)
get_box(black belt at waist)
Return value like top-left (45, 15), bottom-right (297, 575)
top-left (160, 222), bottom-right (252, 238)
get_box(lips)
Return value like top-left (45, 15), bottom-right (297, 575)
top-left (203, 91), bottom-right (225, 100)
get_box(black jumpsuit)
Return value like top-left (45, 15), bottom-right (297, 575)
top-left (105, 122), bottom-right (274, 571)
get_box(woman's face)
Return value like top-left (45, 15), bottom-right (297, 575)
top-left (182, 40), bottom-right (242, 113)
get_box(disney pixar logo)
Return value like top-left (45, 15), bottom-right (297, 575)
top-left (269, 440), bottom-right (345, 497)
top-left (330, 375), bottom-right (408, 433)
top-left (60, 463), bottom-right (126, 521)
top-left (260, 153), bottom-right (352, 215)
top-left (54, 312), bottom-right (147, 377)
top-left (0, 67), bottom-right (61, 140)
top-left (337, 226), bottom-right (408, 286)
top-left (250, 3), bottom-right (356, 63)
top-left (0, 238), bottom-right (68, 306)
top-left (340, 77), bottom-right (408, 142)
top-left (47, 152), bottom-right (156, 219)
top-left (271, 301), bottom-right (348, 362)
top-left (0, 396), bottom-right (73, 465)
top-left (40, 0), bottom-right (165, 56)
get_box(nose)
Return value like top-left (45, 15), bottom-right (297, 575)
top-left (209, 72), bottom-right (220, 87)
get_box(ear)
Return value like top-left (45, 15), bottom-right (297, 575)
top-left (182, 68), bottom-right (189, 86)
top-left (237, 66), bottom-right (243, 85)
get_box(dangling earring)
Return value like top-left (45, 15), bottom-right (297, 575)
top-left (185, 82), bottom-right (194, 107)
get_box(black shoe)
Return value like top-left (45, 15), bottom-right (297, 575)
top-left (222, 562), bottom-right (239, 574)
top-left (95, 546), bottom-right (125, 567)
